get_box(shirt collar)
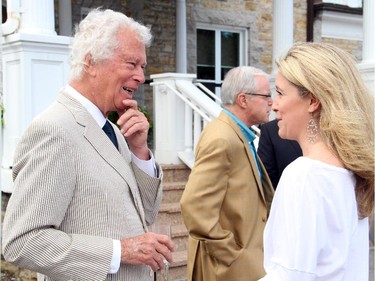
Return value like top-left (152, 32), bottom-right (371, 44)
top-left (223, 108), bottom-right (256, 142)
top-left (65, 85), bottom-right (107, 128)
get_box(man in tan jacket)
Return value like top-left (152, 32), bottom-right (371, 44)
top-left (180, 66), bottom-right (274, 281)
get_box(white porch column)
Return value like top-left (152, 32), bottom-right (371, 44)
top-left (361, 0), bottom-right (374, 64)
top-left (269, 0), bottom-right (293, 120)
top-left (358, 0), bottom-right (375, 93)
top-left (18, 0), bottom-right (56, 35)
top-left (176, 0), bottom-right (187, 73)
top-left (1, 0), bottom-right (71, 193)
top-left (58, 0), bottom-right (72, 36)
top-left (272, 0), bottom-right (294, 73)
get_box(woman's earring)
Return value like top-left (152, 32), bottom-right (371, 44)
top-left (307, 113), bottom-right (319, 143)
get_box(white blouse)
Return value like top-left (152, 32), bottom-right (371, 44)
top-left (261, 157), bottom-right (369, 281)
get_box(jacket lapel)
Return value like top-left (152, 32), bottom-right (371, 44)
top-left (218, 112), bottom-right (267, 204)
top-left (57, 90), bottom-right (147, 228)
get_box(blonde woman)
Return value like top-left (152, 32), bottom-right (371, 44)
top-left (260, 42), bottom-right (374, 281)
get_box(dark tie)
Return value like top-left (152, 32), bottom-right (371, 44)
top-left (102, 121), bottom-right (118, 149)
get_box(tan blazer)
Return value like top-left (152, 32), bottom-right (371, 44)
top-left (180, 112), bottom-right (274, 281)
top-left (2, 90), bottom-right (162, 281)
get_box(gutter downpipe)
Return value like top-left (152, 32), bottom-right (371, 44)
top-left (307, 0), bottom-right (314, 41)
top-left (175, 0), bottom-right (191, 160)
top-left (176, 0), bottom-right (187, 73)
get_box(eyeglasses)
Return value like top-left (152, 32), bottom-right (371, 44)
top-left (244, 93), bottom-right (272, 99)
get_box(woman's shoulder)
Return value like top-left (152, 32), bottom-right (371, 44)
top-left (280, 156), bottom-right (355, 197)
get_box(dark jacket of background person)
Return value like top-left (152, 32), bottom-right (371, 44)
top-left (258, 119), bottom-right (302, 189)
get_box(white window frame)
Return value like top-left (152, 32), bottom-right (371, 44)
top-left (196, 23), bottom-right (248, 99)
top-left (322, 0), bottom-right (362, 8)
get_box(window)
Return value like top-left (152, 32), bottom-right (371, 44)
top-left (196, 26), bottom-right (247, 98)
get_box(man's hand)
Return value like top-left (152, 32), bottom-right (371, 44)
top-left (117, 99), bottom-right (150, 160)
top-left (120, 232), bottom-right (174, 272)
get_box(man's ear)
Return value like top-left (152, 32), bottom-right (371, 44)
top-left (308, 93), bottom-right (320, 113)
top-left (83, 54), bottom-right (96, 76)
top-left (236, 93), bottom-right (248, 109)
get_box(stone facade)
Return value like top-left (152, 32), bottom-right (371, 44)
top-left (64, 0), bottom-right (308, 116)
top-left (60, 0), bottom-right (362, 116)
top-left (1, 0), bottom-right (363, 126)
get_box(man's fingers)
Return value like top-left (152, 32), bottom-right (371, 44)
top-left (120, 233), bottom-right (174, 269)
top-left (154, 239), bottom-right (174, 264)
top-left (117, 109), bottom-right (149, 137)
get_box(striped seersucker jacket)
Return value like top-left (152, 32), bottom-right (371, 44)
top-left (2, 90), bottom-right (163, 281)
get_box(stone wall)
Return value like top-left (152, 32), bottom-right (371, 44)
top-left (186, 0), bottom-right (274, 73)
top-left (313, 7), bottom-right (363, 61)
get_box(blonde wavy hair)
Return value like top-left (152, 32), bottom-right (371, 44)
top-left (276, 42), bottom-right (374, 219)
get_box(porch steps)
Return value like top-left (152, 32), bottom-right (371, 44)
top-left (154, 164), bottom-right (191, 281)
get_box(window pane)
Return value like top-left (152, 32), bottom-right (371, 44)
top-left (197, 29), bottom-right (215, 80)
top-left (221, 32), bottom-right (239, 79)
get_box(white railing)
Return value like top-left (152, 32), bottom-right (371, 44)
top-left (151, 73), bottom-right (221, 168)
top-left (151, 72), bottom-right (260, 168)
